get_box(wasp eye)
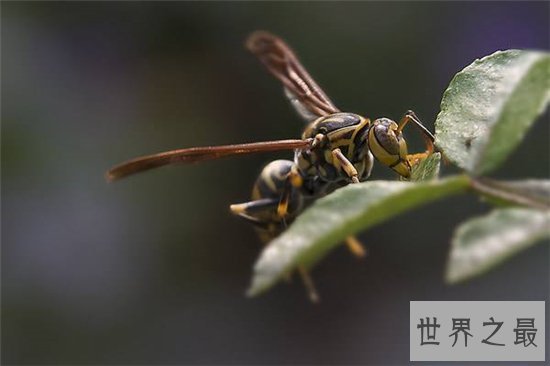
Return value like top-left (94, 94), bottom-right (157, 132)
top-left (368, 118), bottom-right (411, 177)
top-left (372, 119), bottom-right (401, 154)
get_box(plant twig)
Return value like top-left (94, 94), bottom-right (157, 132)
top-left (469, 177), bottom-right (550, 210)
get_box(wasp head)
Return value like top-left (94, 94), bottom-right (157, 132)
top-left (368, 118), bottom-right (411, 178)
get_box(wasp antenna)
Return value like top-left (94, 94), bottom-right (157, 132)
top-left (298, 266), bottom-right (320, 303)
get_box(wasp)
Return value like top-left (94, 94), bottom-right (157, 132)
top-left (107, 31), bottom-right (435, 302)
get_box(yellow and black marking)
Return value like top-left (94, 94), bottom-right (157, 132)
top-left (368, 111), bottom-right (437, 178)
top-left (368, 118), bottom-right (411, 178)
top-left (231, 159), bottom-right (304, 243)
top-left (107, 32), bottom-right (439, 303)
top-left (297, 112), bottom-right (374, 192)
top-left (229, 110), bottom-right (436, 300)
top-left (233, 111), bottom-right (435, 250)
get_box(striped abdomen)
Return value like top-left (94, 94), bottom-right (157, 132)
top-left (250, 160), bottom-right (304, 242)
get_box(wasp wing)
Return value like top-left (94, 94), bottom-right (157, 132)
top-left (284, 87), bottom-right (320, 122)
top-left (106, 139), bottom-right (312, 181)
top-left (246, 31), bottom-right (340, 121)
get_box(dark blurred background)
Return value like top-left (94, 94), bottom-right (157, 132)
top-left (2, 2), bottom-right (548, 365)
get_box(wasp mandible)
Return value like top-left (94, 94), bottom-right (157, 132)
top-left (107, 31), bottom-right (435, 302)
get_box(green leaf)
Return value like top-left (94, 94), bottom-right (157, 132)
top-left (434, 50), bottom-right (550, 175)
top-left (248, 175), bottom-right (470, 297)
top-left (410, 153), bottom-right (441, 181)
top-left (446, 208), bottom-right (550, 284)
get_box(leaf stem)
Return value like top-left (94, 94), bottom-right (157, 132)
top-left (469, 177), bottom-right (550, 210)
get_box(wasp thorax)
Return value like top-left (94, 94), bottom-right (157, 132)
top-left (368, 118), bottom-right (411, 178)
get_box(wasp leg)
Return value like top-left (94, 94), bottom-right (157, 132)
top-left (298, 266), bottom-right (320, 303)
top-left (277, 188), bottom-right (291, 220)
top-left (232, 199), bottom-right (318, 302)
top-left (327, 150), bottom-right (368, 256)
top-left (397, 110), bottom-right (435, 157)
top-left (230, 198), bottom-right (280, 229)
top-left (345, 236), bottom-right (367, 258)
top-left (331, 148), bottom-right (360, 183)
top-left (397, 110), bottom-right (435, 147)
top-left (277, 166), bottom-right (303, 220)
top-left (310, 133), bottom-right (328, 149)
top-left (230, 198), bottom-right (279, 216)
top-left (328, 150), bottom-right (369, 257)
top-left (397, 110), bottom-right (435, 166)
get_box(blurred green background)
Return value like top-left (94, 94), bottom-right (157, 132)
top-left (2, 2), bottom-right (548, 365)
